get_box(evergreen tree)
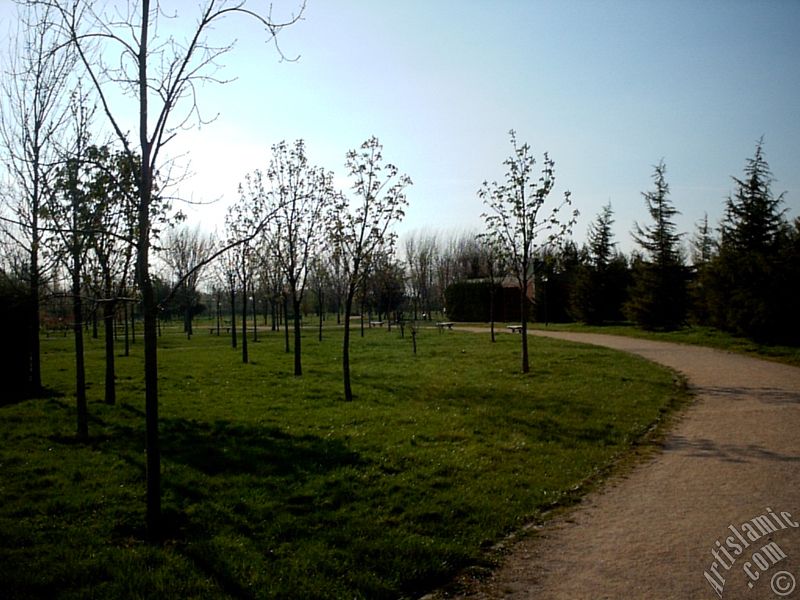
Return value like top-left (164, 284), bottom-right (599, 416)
top-left (706, 139), bottom-right (792, 342)
top-left (688, 213), bottom-right (716, 325)
top-left (570, 203), bottom-right (630, 324)
top-left (721, 138), bottom-right (786, 254)
top-left (626, 161), bottom-right (687, 330)
top-left (588, 202), bottom-right (615, 270)
top-left (690, 213), bottom-right (715, 267)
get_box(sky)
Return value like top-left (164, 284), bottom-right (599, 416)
top-left (2, 1), bottom-right (799, 254)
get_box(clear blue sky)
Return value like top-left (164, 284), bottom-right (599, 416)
top-left (4, 1), bottom-right (800, 253)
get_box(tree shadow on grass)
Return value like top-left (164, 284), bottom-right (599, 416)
top-left (1, 386), bottom-right (63, 407)
top-left (155, 419), bottom-right (365, 598)
top-left (160, 418), bottom-right (363, 478)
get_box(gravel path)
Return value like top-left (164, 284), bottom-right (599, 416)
top-left (447, 330), bottom-right (800, 600)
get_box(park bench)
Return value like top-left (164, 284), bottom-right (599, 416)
top-left (436, 321), bottom-right (454, 332)
top-left (507, 324), bottom-right (523, 333)
top-left (369, 320), bottom-right (385, 328)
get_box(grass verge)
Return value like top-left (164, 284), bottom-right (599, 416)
top-left (525, 322), bottom-right (800, 367)
top-left (1, 323), bottom-right (688, 599)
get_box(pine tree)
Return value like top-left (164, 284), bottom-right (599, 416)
top-left (688, 213), bottom-right (716, 325)
top-left (626, 161), bottom-right (687, 330)
top-left (588, 203), bottom-right (615, 270)
top-left (571, 203), bottom-right (630, 324)
top-left (721, 138), bottom-right (786, 253)
top-left (707, 139), bottom-right (791, 341)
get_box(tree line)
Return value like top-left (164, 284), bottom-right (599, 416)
top-left (538, 140), bottom-right (799, 346)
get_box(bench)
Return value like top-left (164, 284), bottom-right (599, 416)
top-left (507, 325), bottom-right (523, 333)
top-left (436, 321), bottom-right (454, 332)
top-left (369, 320), bottom-right (385, 328)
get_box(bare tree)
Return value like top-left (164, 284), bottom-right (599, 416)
top-left (225, 201), bottom-right (257, 364)
top-left (213, 244), bottom-right (239, 347)
top-left (329, 137), bottom-right (411, 401)
top-left (40, 0), bottom-right (305, 537)
top-left (479, 130), bottom-right (576, 373)
top-left (403, 230), bottom-right (437, 320)
top-left (478, 235), bottom-right (507, 343)
top-left (0, 2), bottom-right (75, 393)
top-left (161, 225), bottom-right (214, 339)
top-left (308, 254), bottom-right (330, 341)
top-left (245, 140), bottom-right (335, 375)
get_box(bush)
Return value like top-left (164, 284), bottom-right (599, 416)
top-left (0, 274), bottom-right (33, 402)
top-left (445, 281), bottom-right (529, 322)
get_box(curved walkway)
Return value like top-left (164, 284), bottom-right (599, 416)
top-left (451, 330), bottom-right (800, 600)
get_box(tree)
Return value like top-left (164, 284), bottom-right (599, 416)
top-left (256, 140), bottom-right (334, 375)
top-left (308, 254), bottom-right (330, 341)
top-left (626, 161), bottom-right (687, 330)
top-left (404, 231), bottom-right (437, 320)
top-left (213, 244), bottom-right (239, 348)
top-left (82, 145), bottom-right (139, 405)
top-left (49, 100), bottom-right (95, 441)
top-left (365, 247), bottom-right (406, 323)
top-left (329, 137), bottom-right (411, 401)
top-left (0, 269), bottom-right (34, 402)
top-left (225, 200), bottom-right (259, 364)
top-left (0, 2), bottom-right (75, 393)
top-left (162, 226), bottom-right (214, 339)
top-left (477, 234), bottom-right (506, 342)
top-left (43, 0), bottom-right (305, 537)
top-left (688, 213), bottom-right (716, 325)
top-left (479, 130), bottom-right (576, 373)
top-left (705, 140), bottom-right (792, 341)
top-left (690, 213), bottom-right (715, 267)
top-left (721, 139), bottom-right (786, 254)
top-left (571, 203), bottom-right (630, 324)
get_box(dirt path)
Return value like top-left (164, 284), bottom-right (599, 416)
top-left (444, 330), bottom-right (800, 600)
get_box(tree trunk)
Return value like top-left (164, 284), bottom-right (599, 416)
top-left (230, 287), bottom-right (237, 348)
top-left (137, 0), bottom-right (161, 535)
top-left (184, 304), bottom-right (193, 339)
top-left (283, 294), bottom-right (290, 354)
top-left (252, 294), bottom-right (258, 342)
top-left (520, 284), bottom-right (529, 373)
top-left (29, 215), bottom-right (42, 393)
top-left (342, 291), bottom-right (354, 401)
top-left (72, 257), bottom-right (88, 441)
top-left (318, 289), bottom-right (324, 342)
top-left (140, 276), bottom-right (160, 538)
top-left (241, 278), bottom-right (248, 364)
top-left (123, 302), bottom-right (130, 356)
top-left (489, 285), bottom-right (496, 343)
top-left (103, 294), bottom-right (116, 405)
top-left (216, 291), bottom-right (221, 336)
top-left (293, 296), bottom-right (302, 376)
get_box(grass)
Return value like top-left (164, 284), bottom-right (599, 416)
top-left (527, 322), bottom-right (800, 367)
top-left (1, 321), bottom-right (687, 599)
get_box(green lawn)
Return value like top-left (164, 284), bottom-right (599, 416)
top-left (1, 322), bottom-right (687, 599)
